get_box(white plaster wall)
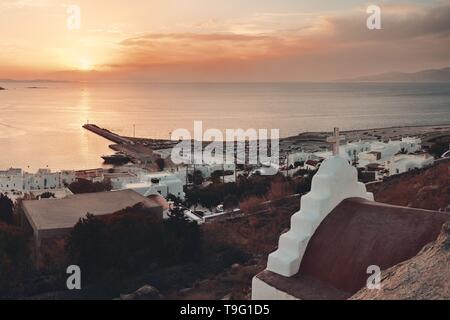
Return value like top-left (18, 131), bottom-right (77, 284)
top-left (251, 277), bottom-right (299, 300)
top-left (389, 156), bottom-right (434, 175)
top-left (0, 171), bottom-right (76, 192)
top-left (0, 176), bottom-right (24, 191)
top-left (164, 180), bottom-right (185, 200)
top-left (287, 152), bottom-right (310, 167)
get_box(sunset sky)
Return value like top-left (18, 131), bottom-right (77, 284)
top-left (1, 0), bottom-right (449, 81)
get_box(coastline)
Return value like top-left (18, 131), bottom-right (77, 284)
top-left (81, 123), bottom-right (450, 170)
top-left (280, 124), bottom-right (450, 154)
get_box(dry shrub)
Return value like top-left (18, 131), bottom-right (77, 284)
top-left (239, 196), bottom-right (266, 214)
top-left (266, 181), bottom-right (294, 202)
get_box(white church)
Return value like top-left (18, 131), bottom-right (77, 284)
top-left (252, 128), bottom-right (449, 300)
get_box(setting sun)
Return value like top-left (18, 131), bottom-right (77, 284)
top-left (79, 59), bottom-right (92, 71)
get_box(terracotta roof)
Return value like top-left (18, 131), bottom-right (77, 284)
top-left (300, 198), bottom-right (450, 294)
top-left (147, 194), bottom-right (170, 210)
top-left (305, 160), bottom-right (320, 166)
top-left (258, 198), bottom-right (450, 299)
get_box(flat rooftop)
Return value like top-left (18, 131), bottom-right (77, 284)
top-left (22, 189), bottom-right (161, 234)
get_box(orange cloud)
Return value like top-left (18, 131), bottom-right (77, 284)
top-left (111, 31), bottom-right (321, 73)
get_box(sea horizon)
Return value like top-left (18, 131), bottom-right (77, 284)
top-left (1, 81), bottom-right (450, 171)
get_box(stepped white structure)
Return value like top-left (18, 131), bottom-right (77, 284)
top-left (265, 128), bottom-right (374, 277)
top-left (252, 129), bottom-right (448, 300)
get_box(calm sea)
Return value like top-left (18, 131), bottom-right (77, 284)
top-left (0, 82), bottom-right (449, 171)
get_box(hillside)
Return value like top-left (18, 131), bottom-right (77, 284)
top-left (182, 162), bottom-right (450, 300)
top-left (367, 159), bottom-right (449, 211)
top-left (347, 67), bottom-right (450, 82)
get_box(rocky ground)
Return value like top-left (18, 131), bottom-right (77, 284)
top-left (352, 222), bottom-right (450, 300)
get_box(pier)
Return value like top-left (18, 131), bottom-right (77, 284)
top-left (82, 124), bottom-right (163, 167)
top-left (83, 124), bottom-right (134, 145)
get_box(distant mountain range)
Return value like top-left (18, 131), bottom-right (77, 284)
top-left (2, 67), bottom-right (450, 83)
top-left (0, 79), bottom-right (72, 83)
top-left (345, 67), bottom-right (450, 82)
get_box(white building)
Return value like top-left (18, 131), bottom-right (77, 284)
top-left (313, 141), bottom-right (370, 163)
top-left (283, 136), bottom-right (427, 181)
top-left (386, 154), bottom-right (434, 175)
top-left (75, 168), bottom-right (105, 183)
top-left (287, 152), bottom-right (312, 167)
top-left (105, 171), bottom-right (141, 190)
top-left (344, 141), bottom-right (371, 159)
top-left (358, 137), bottom-right (422, 166)
top-left (153, 148), bottom-right (173, 159)
top-left (0, 168), bottom-right (76, 192)
top-left (121, 171), bottom-right (185, 200)
top-left (194, 163), bottom-right (235, 178)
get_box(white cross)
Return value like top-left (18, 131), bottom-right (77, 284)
top-left (326, 127), bottom-right (345, 156)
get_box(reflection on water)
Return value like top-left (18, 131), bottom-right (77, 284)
top-left (0, 85), bottom-right (112, 171)
top-left (0, 82), bottom-right (449, 171)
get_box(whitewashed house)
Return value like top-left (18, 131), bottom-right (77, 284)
top-left (386, 154), bottom-right (434, 175)
top-left (0, 168), bottom-right (75, 192)
top-left (287, 152), bottom-right (311, 167)
top-left (0, 168), bottom-right (23, 191)
top-left (121, 171), bottom-right (185, 200)
top-left (344, 141), bottom-right (371, 159)
top-left (190, 162), bottom-right (236, 179)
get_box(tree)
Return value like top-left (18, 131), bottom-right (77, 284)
top-left (429, 141), bottom-right (449, 158)
top-left (185, 188), bottom-right (200, 208)
top-left (164, 206), bottom-right (201, 264)
top-left (192, 170), bottom-right (204, 186)
top-left (223, 194), bottom-right (239, 210)
top-left (66, 203), bottom-right (202, 297)
top-left (167, 205), bottom-right (189, 223)
top-left (211, 171), bottom-right (223, 184)
top-left (0, 194), bottom-right (14, 225)
top-left (68, 179), bottom-right (112, 194)
top-left (167, 193), bottom-right (182, 206)
top-left (67, 208), bottom-right (164, 286)
top-left (0, 223), bottom-right (30, 297)
top-left (156, 158), bottom-right (165, 171)
top-left (39, 192), bottom-right (55, 199)
top-left (294, 161), bottom-right (304, 168)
